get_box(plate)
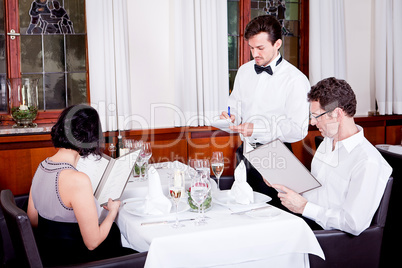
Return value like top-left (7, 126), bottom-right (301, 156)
top-left (212, 190), bottom-right (271, 207)
top-left (122, 197), bottom-right (190, 217)
top-left (245, 207), bottom-right (280, 218)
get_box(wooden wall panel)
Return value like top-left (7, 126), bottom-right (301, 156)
top-left (1, 115), bottom-right (401, 196)
top-left (0, 147), bottom-right (57, 195)
top-left (386, 125), bottom-right (402, 145)
top-left (362, 126), bottom-right (385, 145)
top-left (292, 130), bottom-right (321, 171)
top-left (187, 134), bottom-right (241, 177)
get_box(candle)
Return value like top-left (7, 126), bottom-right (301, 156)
top-left (19, 104), bottom-right (28, 111)
top-left (174, 170), bottom-right (183, 188)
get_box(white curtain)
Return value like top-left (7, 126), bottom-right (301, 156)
top-left (173, 0), bottom-right (229, 127)
top-left (86, 0), bottom-right (132, 132)
top-left (374, 0), bottom-right (402, 115)
top-left (309, 0), bottom-right (346, 86)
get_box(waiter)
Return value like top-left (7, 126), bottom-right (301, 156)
top-left (220, 15), bottom-right (310, 207)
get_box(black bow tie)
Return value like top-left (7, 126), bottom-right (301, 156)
top-left (254, 65), bottom-right (273, 75)
top-left (254, 56), bottom-right (283, 75)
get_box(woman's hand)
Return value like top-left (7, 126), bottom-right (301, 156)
top-left (103, 198), bottom-right (121, 215)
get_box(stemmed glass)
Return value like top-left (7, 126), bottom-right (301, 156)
top-left (211, 152), bottom-right (224, 190)
top-left (124, 139), bottom-right (133, 151)
top-left (190, 170), bottom-right (209, 226)
top-left (139, 142), bottom-right (152, 181)
top-left (169, 170), bottom-right (185, 228)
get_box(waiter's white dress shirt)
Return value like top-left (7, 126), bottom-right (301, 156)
top-left (302, 126), bottom-right (392, 235)
top-left (227, 54), bottom-right (310, 144)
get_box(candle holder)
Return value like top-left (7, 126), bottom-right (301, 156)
top-left (8, 78), bottom-right (39, 128)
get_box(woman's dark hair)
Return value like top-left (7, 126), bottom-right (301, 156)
top-left (307, 77), bottom-right (357, 117)
top-left (51, 104), bottom-right (104, 157)
top-left (244, 15), bottom-right (282, 45)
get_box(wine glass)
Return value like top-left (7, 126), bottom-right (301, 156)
top-left (211, 152), bottom-right (224, 190)
top-left (190, 171), bottom-right (209, 226)
top-left (169, 170), bottom-right (185, 228)
top-left (139, 142), bottom-right (152, 181)
top-left (132, 140), bottom-right (144, 180)
top-left (124, 139), bottom-right (133, 151)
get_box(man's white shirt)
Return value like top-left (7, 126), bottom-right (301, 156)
top-left (302, 126), bottom-right (392, 235)
top-left (227, 54), bottom-right (310, 145)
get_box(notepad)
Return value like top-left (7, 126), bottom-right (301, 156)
top-left (243, 139), bottom-right (321, 194)
top-left (211, 119), bottom-right (236, 133)
top-left (76, 149), bottom-right (140, 206)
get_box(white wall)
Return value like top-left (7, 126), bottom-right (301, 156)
top-left (126, 1), bottom-right (375, 120)
top-left (344, 0), bottom-right (374, 116)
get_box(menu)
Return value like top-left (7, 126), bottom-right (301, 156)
top-left (243, 139), bottom-right (321, 194)
top-left (76, 149), bottom-right (140, 206)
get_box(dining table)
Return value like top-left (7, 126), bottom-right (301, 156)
top-left (375, 144), bottom-right (402, 155)
top-left (116, 161), bottom-right (325, 268)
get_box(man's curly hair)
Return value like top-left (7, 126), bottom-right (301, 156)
top-left (308, 77), bottom-right (357, 117)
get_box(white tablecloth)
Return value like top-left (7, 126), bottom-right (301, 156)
top-left (117, 163), bottom-right (325, 268)
top-left (376, 144), bottom-right (402, 155)
top-left (121, 161), bottom-right (193, 200)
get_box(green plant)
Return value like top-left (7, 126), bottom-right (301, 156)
top-left (11, 106), bottom-right (38, 120)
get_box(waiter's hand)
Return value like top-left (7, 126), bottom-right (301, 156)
top-left (220, 111), bottom-right (235, 123)
top-left (272, 184), bottom-right (307, 214)
top-left (229, 122), bottom-right (254, 137)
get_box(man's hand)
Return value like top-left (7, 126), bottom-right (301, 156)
top-left (220, 111), bottom-right (235, 123)
top-left (229, 122), bottom-right (254, 137)
top-left (272, 184), bottom-right (307, 214)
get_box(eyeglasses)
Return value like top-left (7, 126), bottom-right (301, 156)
top-left (309, 110), bottom-right (333, 120)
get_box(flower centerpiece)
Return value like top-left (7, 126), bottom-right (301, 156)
top-left (8, 78), bottom-right (39, 128)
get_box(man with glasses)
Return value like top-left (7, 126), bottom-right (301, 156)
top-left (267, 77), bottom-right (392, 235)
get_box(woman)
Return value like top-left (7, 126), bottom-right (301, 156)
top-left (27, 104), bottom-right (134, 266)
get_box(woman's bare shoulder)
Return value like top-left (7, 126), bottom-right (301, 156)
top-left (59, 169), bottom-right (92, 188)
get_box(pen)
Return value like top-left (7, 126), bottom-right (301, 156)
top-left (228, 106), bottom-right (231, 118)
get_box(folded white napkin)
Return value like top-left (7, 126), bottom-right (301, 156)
top-left (230, 160), bottom-right (254, 204)
top-left (143, 166), bottom-right (172, 215)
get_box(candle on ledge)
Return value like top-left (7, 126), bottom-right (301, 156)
top-left (19, 104), bottom-right (28, 111)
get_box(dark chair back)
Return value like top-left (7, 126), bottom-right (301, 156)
top-left (0, 193), bottom-right (29, 266)
top-left (371, 176), bottom-right (393, 227)
top-left (376, 147), bottom-right (402, 267)
top-left (0, 189), bottom-right (43, 267)
top-left (310, 176), bottom-right (393, 268)
top-left (0, 189), bottom-right (148, 268)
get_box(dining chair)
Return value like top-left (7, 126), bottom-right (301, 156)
top-left (376, 147), bottom-right (402, 267)
top-left (0, 193), bottom-right (29, 266)
top-left (0, 189), bottom-right (147, 268)
top-left (316, 135), bottom-right (401, 267)
top-left (309, 176), bottom-right (393, 268)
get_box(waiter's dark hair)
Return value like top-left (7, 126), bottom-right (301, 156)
top-left (308, 77), bottom-right (357, 117)
top-left (51, 104), bottom-right (104, 157)
top-left (244, 15), bottom-right (282, 45)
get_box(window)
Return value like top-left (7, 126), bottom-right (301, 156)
top-left (227, 0), bottom-right (308, 93)
top-left (0, 0), bottom-right (88, 125)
